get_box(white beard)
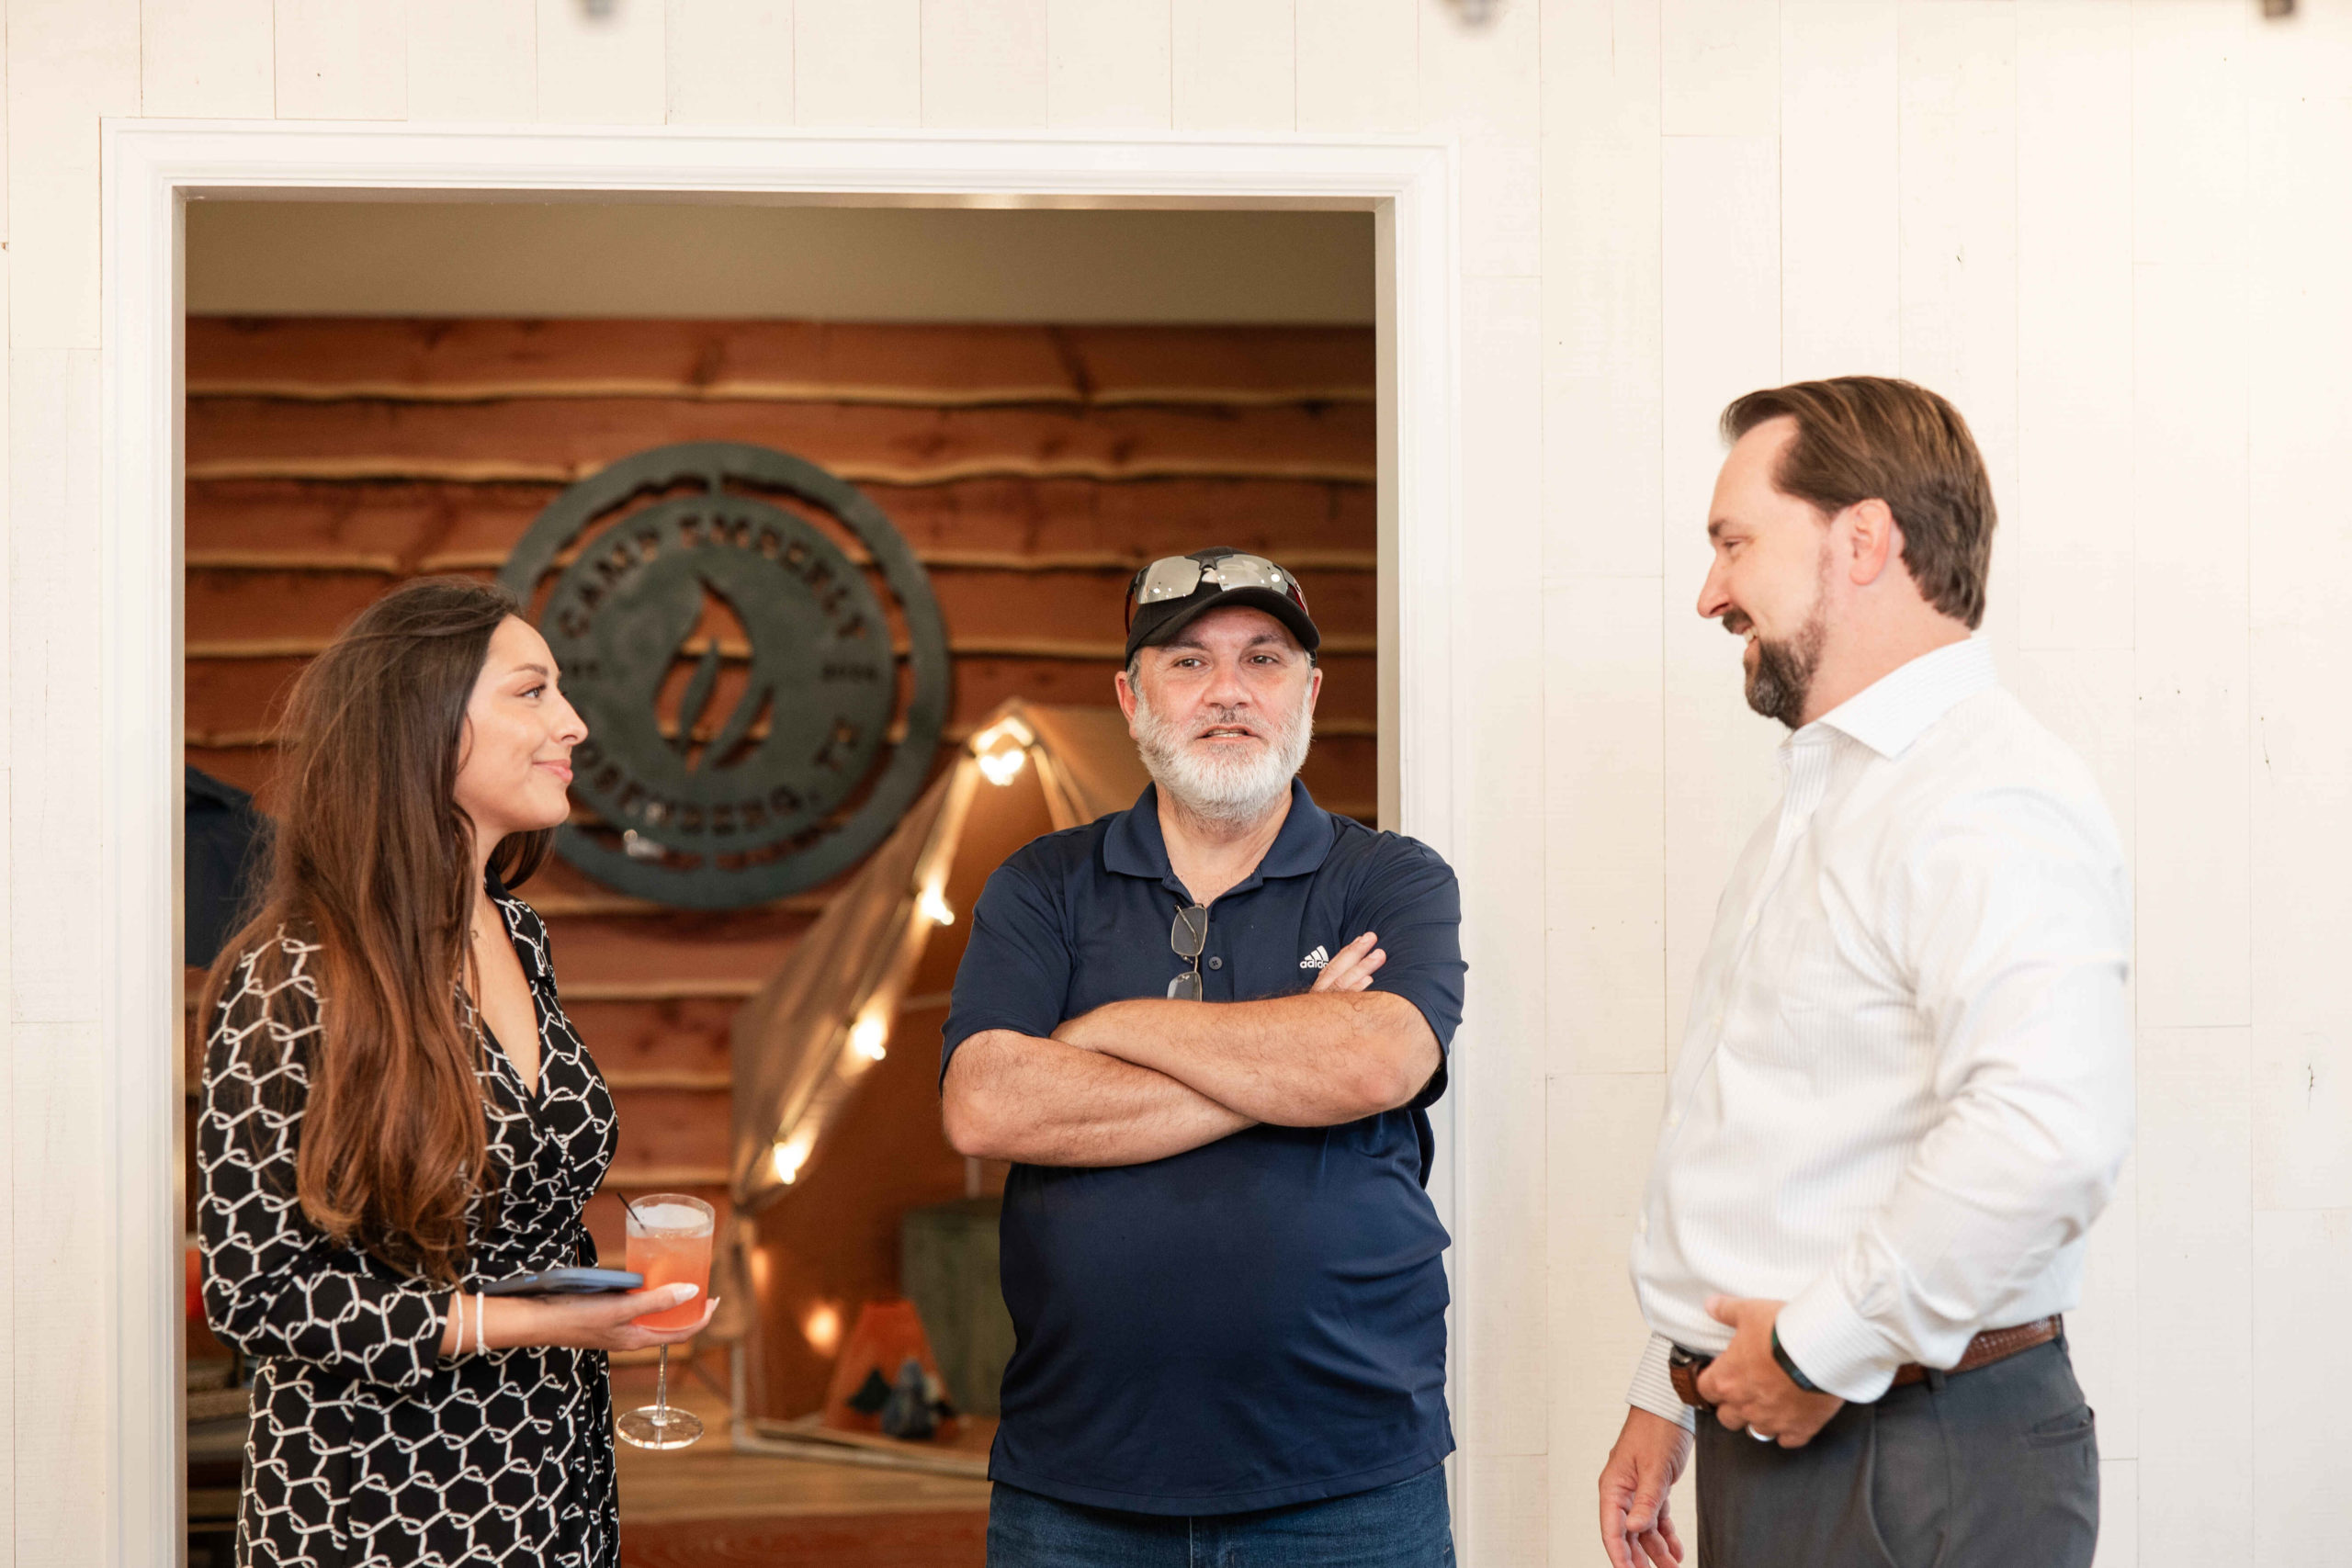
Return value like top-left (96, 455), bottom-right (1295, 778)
top-left (1130, 681), bottom-right (1315, 827)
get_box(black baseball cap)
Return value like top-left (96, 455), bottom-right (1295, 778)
top-left (1122, 547), bottom-right (1321, 665)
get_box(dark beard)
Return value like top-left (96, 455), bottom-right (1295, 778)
top-left (1744, 612), bottom-right (1826, 729)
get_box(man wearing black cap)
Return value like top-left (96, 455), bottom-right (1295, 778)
top-left (941, 548), bottom-right (1465, 1566)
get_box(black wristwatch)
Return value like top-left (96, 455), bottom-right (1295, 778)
top-left (1770, 1326), bottom-right (1824, 1394)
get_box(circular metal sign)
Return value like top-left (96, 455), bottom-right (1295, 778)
top-left (500, 442), bottom-right (951, 909)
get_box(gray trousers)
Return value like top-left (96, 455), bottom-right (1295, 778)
top-left (1694, 1338), bottom-right (2098, 1568)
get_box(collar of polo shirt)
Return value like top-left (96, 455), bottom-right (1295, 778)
top-left (1103, 778), bottom-right (1336, 897)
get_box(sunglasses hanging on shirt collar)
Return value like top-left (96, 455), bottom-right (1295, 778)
top-left (1124, 552), bottom-right (1311, 632)
top-left (1168, 903), bottom-right (1210, 1000)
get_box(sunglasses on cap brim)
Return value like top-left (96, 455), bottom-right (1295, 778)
top-left (1123, 552), bottom-right (1311, 633)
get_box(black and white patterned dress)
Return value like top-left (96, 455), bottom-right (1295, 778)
top-left (199, 884), bottom-right (622, 1567)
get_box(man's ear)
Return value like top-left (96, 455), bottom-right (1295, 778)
top-left (1843, 498), bottom-right (1903, 588)
top-left (1114, 666), bottom-right (1140, 730)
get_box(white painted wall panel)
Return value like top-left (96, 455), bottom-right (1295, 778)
top-left (9, 349), bottom-right (104, 1566)
top-left (1779, 0), bottom-right (1898, 380)
top-left (1453, 276), bottom-right (1552, 1515)
top-left (141, 0), bottom-right (274, 118)
top-left (2134, 1027), bottom-right (2251, 1568)
top-left (2132, 1), bottom-right (2246, 269)
top-left (2016, 0), bottom-right (2132, 654)
top-left (1546, 1073), bottom-right (1667, 1563)
top-left (0, 253), bottom-right (14, 1566)
top-left (1044, 0), bottom-right (1170, 128)
top-left (1659, 0), bottom-right (1775, 136)
top-left (2251, 1011), bottom-right (2352, 1214)
top-left (1171, 0), bottom-right (1294, 131)
top-left (1895, 2), bottom-right (2019, 669)
top-left (1420, 0), bottom-right (1540, 279)
top-left (2132, 258), bottom-right (2249, 1032)
top-left (2096, 1461), bottom-right (2139, 1568)
top-left (922, 0), bottom-right (1047, 127)
top-left (274, 0), bottom-right (406, 120)
top-left (410, 0), bottom-right (536, 121)
top-left (537, 0), bottom-right (668, 123)
top-left (796, 0), bottom-right (921, 126)
top-left (2241, 34), bottom-right (2352, 1406)
top-left (2252, 1209), bottom-right (2352, 1562)
top-left (1658, 134), bottom-right (1781, 1059)
top-left (8, 0), bottom-right (138, 346)
top-left (1295, 0), bottom-right (1415, 132)
top-left (666, 0), bottom-right (797, 124)
top-left (1544, 579), bottom-right (1665, 1077)
top-left (1541, 0), bottom-right (1662, 581)
top-left (6, 347), bottom-right (99, 1016)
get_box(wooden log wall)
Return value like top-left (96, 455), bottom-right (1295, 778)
top-left (181, 317), bottom-right (1378, 1392)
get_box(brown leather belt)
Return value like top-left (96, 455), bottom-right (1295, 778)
top-left (1668, 1315), bottom-right (2063, 1408)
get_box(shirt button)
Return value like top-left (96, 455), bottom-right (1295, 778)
top-left (1207, 956), bottom-right (1223, 970)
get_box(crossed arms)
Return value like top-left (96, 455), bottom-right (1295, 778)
top-left (942, 932), bottom-right (1443, 1167)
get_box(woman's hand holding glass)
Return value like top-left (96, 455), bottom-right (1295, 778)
top-left (440, 1284), bottom-right (718, 1359)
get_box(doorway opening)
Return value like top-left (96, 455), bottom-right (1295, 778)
top-left (104, 120), bottom-right (1460, 1568)
top-left (180, 197), bottom-right (1376, 1567)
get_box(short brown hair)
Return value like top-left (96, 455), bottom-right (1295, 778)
top-left (1721, 377), bottom-right (1996, 629)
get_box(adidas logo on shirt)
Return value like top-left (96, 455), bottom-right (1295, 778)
top-left (1299, 945), bottom-right (1329, 970)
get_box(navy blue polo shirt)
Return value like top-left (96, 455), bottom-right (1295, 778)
top-left (941, 779), bottom-right (1463, 1516)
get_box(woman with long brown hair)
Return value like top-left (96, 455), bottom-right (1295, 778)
top-left (198, 578), bottom-right (712, 1567)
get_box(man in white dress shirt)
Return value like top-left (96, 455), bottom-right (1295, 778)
top-left (1596, 378), bottom-right (2131, 1568)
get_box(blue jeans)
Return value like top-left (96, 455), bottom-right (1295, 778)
top-left (986, 1466), bottom-right (1453, 1568)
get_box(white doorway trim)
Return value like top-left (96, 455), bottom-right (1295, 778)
top-left (102, 120), bottom-right (1463, 1566)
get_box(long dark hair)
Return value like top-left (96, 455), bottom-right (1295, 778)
top-left (201, 577), bottom-right (552, 1283)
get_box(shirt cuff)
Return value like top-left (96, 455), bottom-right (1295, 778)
top-left (1774, 1276), bottom-right (1903, 1404)
top-left (1628, 1332), bottom-right (1696, 1431)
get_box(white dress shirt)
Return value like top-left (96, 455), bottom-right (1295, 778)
top-left (1628, 637), bottom-right (2132, 1422)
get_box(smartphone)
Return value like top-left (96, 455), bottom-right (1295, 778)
top-left (480, 1267), bottom-right (645, 1296)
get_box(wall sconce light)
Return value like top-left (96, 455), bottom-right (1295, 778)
top-left (850, 1016), bottom-right (889, 1062)
top-left (917, 886), bottom-right (956, 927)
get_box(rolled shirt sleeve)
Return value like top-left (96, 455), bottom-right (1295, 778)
top-left (940, 860), bottom-right (1075, 1081)
top-left (198, 947), bottom-right (454, 1392)
top-left (1350, 838), bottom-right (1466, 1108)
top-left (1773, 788), bottom-right (2134, 1401)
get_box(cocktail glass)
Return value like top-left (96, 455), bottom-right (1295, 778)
top-left (615, 1192), bottom-right (714, 1450)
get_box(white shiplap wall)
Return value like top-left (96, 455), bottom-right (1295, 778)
top-left (7, 0), bottom-right (2346, 1562)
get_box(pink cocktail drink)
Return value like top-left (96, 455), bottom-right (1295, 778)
top-left (615, 1192), bottom-right (715, 1450)
top-left (624, 1199), bottom-right (713, 1331)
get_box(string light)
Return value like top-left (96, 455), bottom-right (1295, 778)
top-left (771, 1129), bottom-right (815, 1185)
top-left (851, 1017), bottom-right (888, 1061)
top-left (970, 717), bottom-right (1034, 786)
top-left (917, 886), bottom-right (956, 927)
top-left (977, 744), bottom-right (1027, 786)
